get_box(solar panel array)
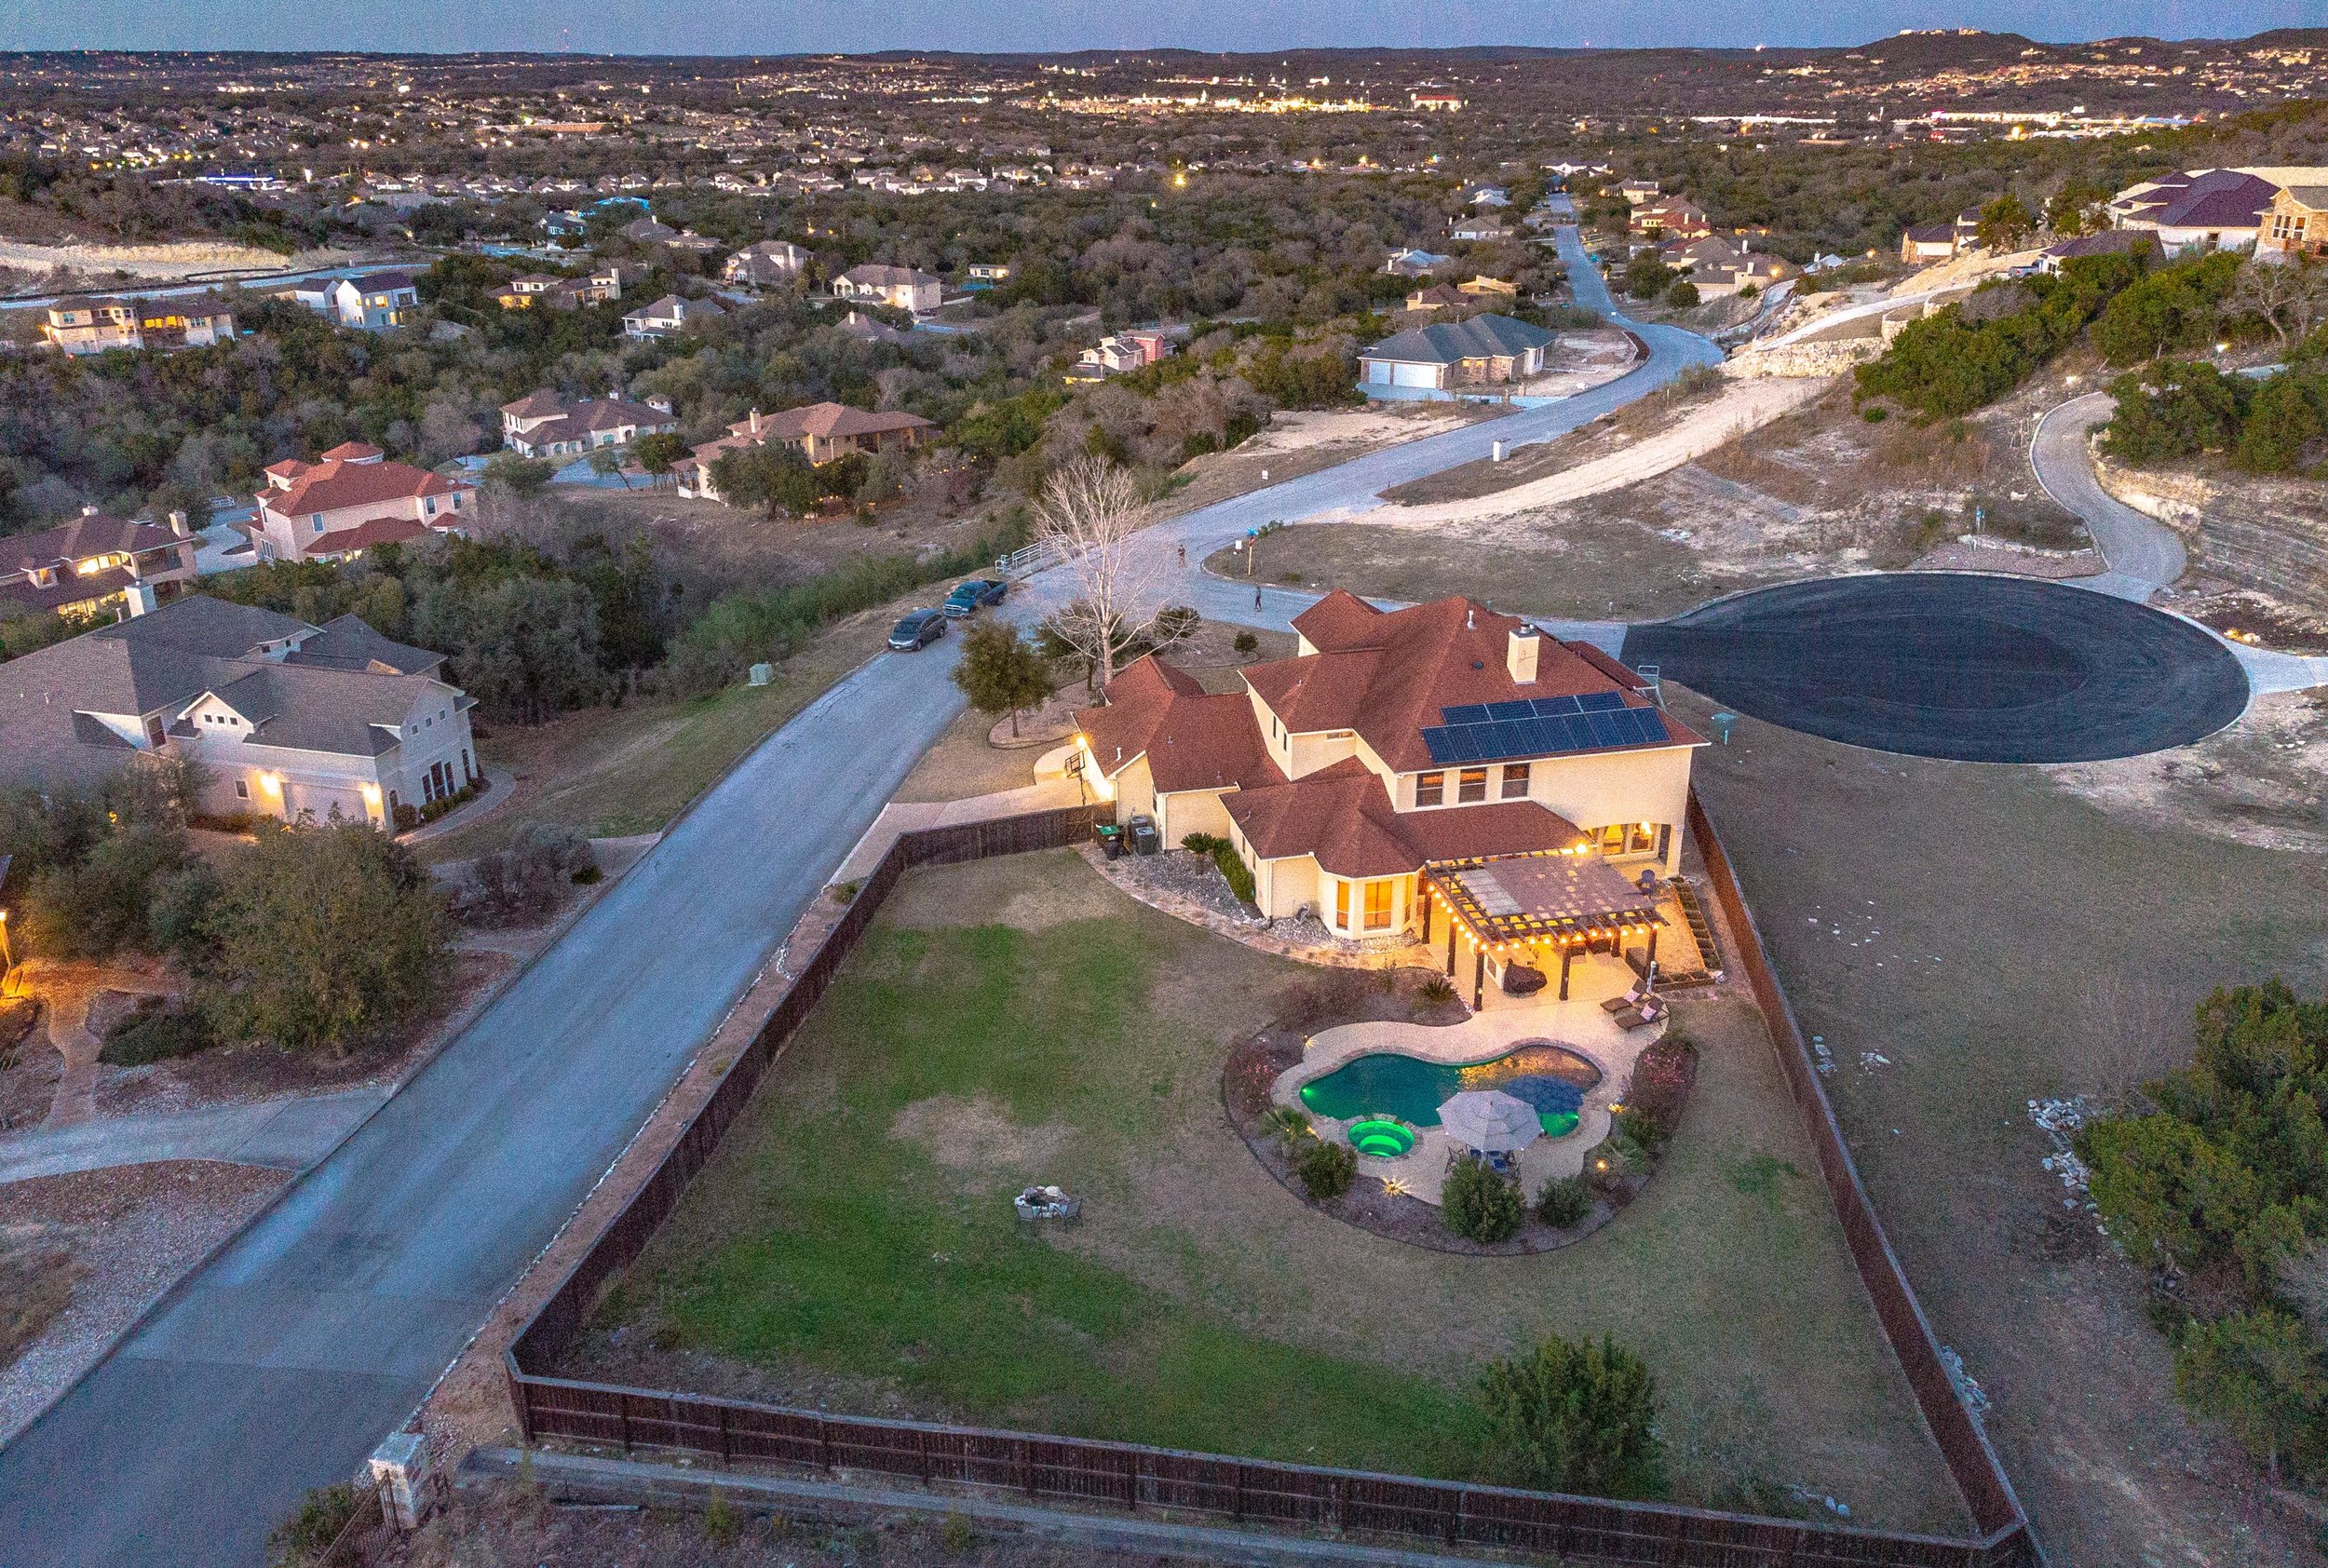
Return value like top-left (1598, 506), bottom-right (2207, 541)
top-left (1421, 691), bottom-right (1670, 764)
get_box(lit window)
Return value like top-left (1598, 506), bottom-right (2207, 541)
top-left (1334, 878), bottom-right (1350, 930)
top-left (1415, 771), bottom-right (1443, 806)
top-left (1501, 763), bottom-right (1530, 799)
top-left (1363, 880), bottom-right (1393, 931)
top-left (1457, 767), bottom-right (1488, 804)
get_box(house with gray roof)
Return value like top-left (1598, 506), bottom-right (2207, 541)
top-left (1359, 314), bottom-right (1556, 395)
top-left (0, 595), bottom-right (477, 831)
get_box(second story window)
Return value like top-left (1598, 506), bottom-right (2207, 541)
top-left (1458, 767), bottom-right (1488, 804)
top-left (1501, 763), bottom-right (1531, 799)
top-left (1415, 771), bottom-right (1443, 806)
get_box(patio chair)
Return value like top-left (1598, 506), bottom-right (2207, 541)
top-left (1602, 983), bottom-right (1648, 1015)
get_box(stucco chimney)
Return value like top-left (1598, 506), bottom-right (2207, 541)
top-left (1508, 624), bottom-right (1541, 684)
top-left (748, 408), bottom-right (762, 434)
top-left (168, 509), bottom-right (189, 537)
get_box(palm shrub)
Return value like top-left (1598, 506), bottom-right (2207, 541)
top-left (1479, 1333), bottom-right (1668, 1499)
top-left (1443, 1154), bottom-right (1525, 1242)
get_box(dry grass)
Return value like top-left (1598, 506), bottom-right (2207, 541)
top-left (0, 1237), bottom-right (81, 1371)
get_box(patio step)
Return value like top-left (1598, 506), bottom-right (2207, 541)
top-left (1669, 875), bottom-right (1727, 980)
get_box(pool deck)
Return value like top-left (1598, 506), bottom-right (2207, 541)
top-left (1271, 957), bottom-right (1660, 1206)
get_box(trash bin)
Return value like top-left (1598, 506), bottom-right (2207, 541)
top-left (1093, 822), bottom-right (1124, 860)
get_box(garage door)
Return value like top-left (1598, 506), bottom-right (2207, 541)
top-left (1364, 358), bottom-right (1390, 384)
top-left (1391, 360), bottom-right (1439, 387)
top-left (283, 782), bottom-right (362, 824)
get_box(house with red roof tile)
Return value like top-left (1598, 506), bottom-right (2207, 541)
top-left (1076, 591), bottom-right (1702, 998)
top-left (252, 445), bottom-right (477, 564)
top-left (671, 402), bottom-right (936, 505)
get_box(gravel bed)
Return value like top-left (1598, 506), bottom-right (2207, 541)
top-left (1112, 848), bottom-right (1261, 924)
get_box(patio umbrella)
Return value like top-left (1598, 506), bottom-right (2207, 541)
top-left (1437, 1089), bottom-right (1543, 1154)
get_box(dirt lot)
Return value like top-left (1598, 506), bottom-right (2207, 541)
top-left (1676, 680), bottom-right (2328, 1568)
top-left (562, 851), bottom-right (1962, 1529)
top-left (0, 1161), bottom-right (286, 1440)
top-left (1226, 383), bottom-right (2092, 623)
top-left (1152, 402), bottom-right (1497, 521)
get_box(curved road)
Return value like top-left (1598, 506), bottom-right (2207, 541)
top-left (0, 226), bottom-right (1717, 1567)
top-left (2028, 391), bottom-right (2187, 601)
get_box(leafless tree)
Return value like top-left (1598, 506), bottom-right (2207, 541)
top-left (2231, 254), bottom-right (2328, 346)
top-left (1032, 455), bottom-right (1161, 691)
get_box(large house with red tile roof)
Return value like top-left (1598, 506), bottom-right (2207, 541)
top-left (252, 443), bottom-right (476, 563)
top-left (672, 402), bottom-right (936, 504)
top-left (1076, 592), bottom-right (1702, 998)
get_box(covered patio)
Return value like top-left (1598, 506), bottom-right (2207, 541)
top-left (1419, 849), bottom-right (1669, 1011)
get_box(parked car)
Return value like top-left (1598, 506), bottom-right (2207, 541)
top-left (1126, 814), bottom-right (1161, 855)
top-left (888, 608), bottom-right (947, 651)
top-left (943, 578), bottom-right (1008, 617)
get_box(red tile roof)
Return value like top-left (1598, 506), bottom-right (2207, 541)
top-left (1075, 656), bottom-right (1285, 795)
top-left (264, 458), bottom-right (469, 518)
top-left (318, 440), bottom-right (384, 463)
top-left (307, 515), bottom-right (437, 554)
top-left (1251, 592), bottom-right (1692, 772)
top-left (1224, 757), bottom-right (1585, 879)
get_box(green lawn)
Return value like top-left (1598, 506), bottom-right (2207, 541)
top-left (585, 851), bottom-right (1962, 1526)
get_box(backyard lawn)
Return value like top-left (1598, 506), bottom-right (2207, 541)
top-left (1678, 685), bottom-right (2328, 1568)
top-left (576, 850), bottom-right (1963, 1528)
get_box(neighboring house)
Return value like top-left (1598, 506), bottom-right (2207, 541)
top-left (252, 445), bottom-right (475, 563)
top-left (622, 215), bottom-right (723, 253)
top-left (1463, 184), bottom-right (1511, 209)
top-left (1065, 329), bottom-right (1173, 383)
top-left (1616, 179), bottom-right (1662, 206)
top-left (1900, 223), bottom-right (1958, 264)
top-left (620, 294), bottom-right (726, 339)
top-left (2260, 184), bottom-right (2328, 259)
top-left (2109, 168), bottom-right (2280, 252)
top-left (2037, 229), bottom-right (2159, 275)
top-left (1458, 276), bottom-right (1520, 299)
top-left (492, 266), bottom-right (622, 311)
top-left (292, 272), bottom-right (420, 331)
top-left (1076, 592), bottom-right (1700, 1000)
top-left (0, 593), bottom-right (477, 830)
top-left (1383, 247), bottom-right (1453, 277)
top-left (1450, 219), bottom-right (1513, 243)
top-left (1411, 92), bottom-right (1464, 112)
top-left (1659, 237), bottom-right (1796, 296)
top-left (672, 403), bottom-right (937, 503)
top-left (724, 239), bottom-right (810, 286)
top-left (1405, 283), bottom-right (1468, 312)
top-left (498, 391), bottom-right (677, 458)
top-left (832, 264), bottom-right (942, 314)
top-left (967, 263), bottom-right (1012, 281)
top-left (838, 309), bottom-right (912, 345)
top-left (1359, 314), bottom-right (1554, 393)
top-left (1629, 199), bottom-right (1711, 239)
top-left (3, 507), bottom-right (197, 620)
top-left (38, 292), bottom-right (237, 356)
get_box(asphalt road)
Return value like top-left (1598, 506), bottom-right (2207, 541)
top-left (1622, 574), bottom-right (2251, 763)
top-left (0, 225), bottom-right (1716, 1568)
top-left (2028, 391), bottom-right (2188, 600)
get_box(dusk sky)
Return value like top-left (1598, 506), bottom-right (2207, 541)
top-left (1, 0), bottom-right (2317, 56)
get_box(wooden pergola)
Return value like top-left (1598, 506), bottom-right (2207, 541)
top-left (1419, 849), bottom-right (1666, 1007)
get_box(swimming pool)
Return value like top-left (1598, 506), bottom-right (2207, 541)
top-left (1300, 1041), bottom-right (1603, 1139)
top-left (1347, 1117), bottom-right (1416, 1158)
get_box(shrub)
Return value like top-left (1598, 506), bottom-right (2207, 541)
top-left (1180, 831), bottom-right (1256, 905)
top-left (1294, 1136), bottom-right (1357, 1200)
top-left (1664, 280), bottom-right (1699, 309)
top-left (1536, 1175), bottom-right (1594, 1228)
top-left (265, 1482), bottom-right (360, 1568)
top-left (99, 999), bottom-right (216, 1066)
top-left (466, 823), bottom-right (589, 927)
top-left (1232, 630), bottom-right (1259, 655)
top-left (701, 1487), bottom-right (739, 1544)
top-left (1479, 1332), bottom-right (1668, 1499)
top-left (1617, 1029), bottom-right (1698, 1151)
top-left (1443, 1154), bottom-right (1525, 1242)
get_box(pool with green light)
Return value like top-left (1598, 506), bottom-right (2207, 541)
top-left (1301, 1041), bottom-right (1603, 1140)
top-left (1347, 1117), bottom-right (1415, 1158)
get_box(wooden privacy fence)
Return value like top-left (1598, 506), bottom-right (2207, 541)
top-left (505, 798), bottom-right (2042, 1568)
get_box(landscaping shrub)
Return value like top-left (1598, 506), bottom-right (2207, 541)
top-left (1664, 279), bottom-right (1699, 309)
top-left (1443, 1154), bottom-right (1525, 1243)
top-left (1855, 250), bottom-right (2144, 418)
top-left (1418, 972), bottom-right (1457, 1006)
top-left (99, 999), bottom-right (216, 1066)
top-left (1617, 1028), bottom-right (1698, 1151)
top-left (1479, 1332), bottom-right (1668, 1499)
top-left (1232, 630), bottom-right (1258, 655)
top-left (265, 1482), bottom-right (360, 1568)
top-left (1179, 831), bottom-right (1257, 906)
top-left (2078, 980), bottom-right (2328, 1482)
top-left (1536, 1174), bottom-right (1594, 1229)
top-left (1294, 1136), bottom-right (1357, 1200)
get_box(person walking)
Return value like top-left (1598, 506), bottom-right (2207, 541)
top-left (1177, 543), bottom-right (1187, 568)
top-left (1254, 586), bottom-right (1263, 610)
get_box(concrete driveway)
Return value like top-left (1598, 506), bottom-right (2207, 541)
top-left (0, 227), bottom-right (1714, 1568)
top-left (2028, 391), bottom-right (2188, 600)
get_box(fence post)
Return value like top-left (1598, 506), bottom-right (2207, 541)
top-left (1020, 1439), bottom-right (1036, 1497)
top-left (918, 1426), bottom-right (932, 1483)
top-left (716, 1403), bottom-right (732, 1466)
top-left (819, 1414), bottom-right (834, 1473)
top-left (616, 1399), bottom-right (630, 1454)
top-left (1232, 1463), bottom-right (1246, 1521)
top-left (1123, 1449), bottom-right (1139, 1511)
top-left (1444, 1488), bottom-right (1461, 1546)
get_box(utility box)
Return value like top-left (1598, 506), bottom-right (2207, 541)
top-left (369, 1430), bottom-right (432, 1532)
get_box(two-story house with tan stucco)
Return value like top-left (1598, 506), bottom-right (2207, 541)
top-left (1076, 592), bottom-right (1704, 1005)
top-left (0, 594), bottom-right (477, 831)
top-left (252, 443), bottom-right (476, 563)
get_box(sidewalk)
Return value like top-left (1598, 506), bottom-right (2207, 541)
top-left (0, 1087), bottom-right (389, 1184)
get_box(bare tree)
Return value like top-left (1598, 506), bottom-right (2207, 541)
top-left (2231, 255), bottom-right (2328, 346)
top-left (1032, 455), bottom-right (1161, 691)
